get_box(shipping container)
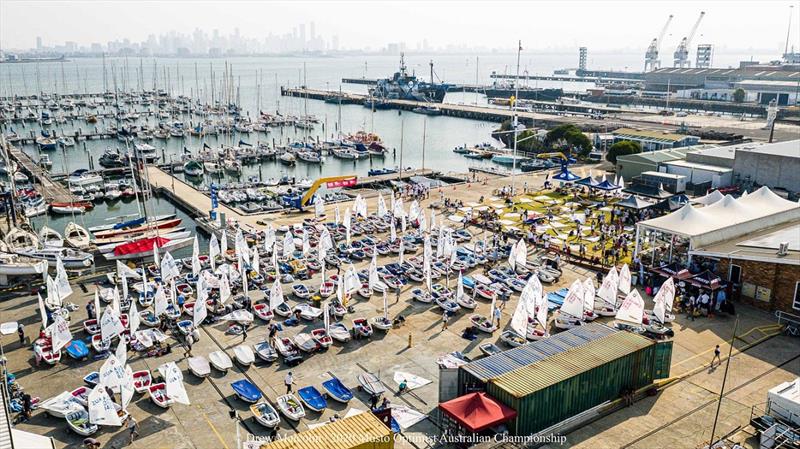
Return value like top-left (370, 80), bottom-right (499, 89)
top-left (258, 411), bottom-right (393, 449)
top-left (486, 331), bottom-right (672, 435)
top-left (458, 323), bottom-right (618, 394)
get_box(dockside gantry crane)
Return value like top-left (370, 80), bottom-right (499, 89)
top-left (644, 15), bottom-right (674, 72)
top-left (673, 11), bottom-right (706, 68)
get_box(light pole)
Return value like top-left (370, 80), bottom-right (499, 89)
top-left (511, 40), bottom-right (522, 196)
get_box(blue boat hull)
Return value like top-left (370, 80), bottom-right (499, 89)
top-left (232, 380), bottom-right (262, 403)
top-left (66, 340), bottom-right (89, 360)
top-left (321, 378), bottom-right (353, 403)
top-left (298, 386), bottom-right (327, 412)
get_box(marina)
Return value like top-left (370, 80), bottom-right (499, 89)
top-left (0, 3), bottom-right (799, 449)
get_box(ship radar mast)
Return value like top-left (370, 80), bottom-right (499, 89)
top-left (399, 53), bottom-right (407, 76)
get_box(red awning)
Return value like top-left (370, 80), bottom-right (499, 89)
top-left (113, 236), bottom-right (170, 257)
top-left (439, 392), bottom-right (517, 433)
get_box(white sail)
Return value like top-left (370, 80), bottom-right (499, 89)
top-left (209, 234), bottom-right (220, 270)
top-left (120, 365), bottom-right (135, 410)
top-left (398, 240), bottom-right (404, 265)
top-left (336, 274), bottom-right (344, 305)
top-left (652, 277), bottom-right (676, 323)
top-left (111, 287), bottom-right (121, 315)
top-left (401, 214), bottom-right (407, 233)
top-left (251, 246), bottom-right (260, 274)
top-left (269, 279), bottom-right (284, 311)
top-left (315, 196), bottom-right (325, 217)
top-left (160, 251), bottom-right (180, 283)
top-left (616, 290), bottom-right (644, 324)
top-left (116, 260), bottom-right (140, 280)
top-left (153, 242), bottom-right (161, 271)
top-left (507, 240), bottom-right (517, 271)
top-left (418, 212), bottom-right (427, 233)
top-left (430, 209), bottom-right (437, 231)
top-left (115, 339), bottom-right (127, 366)
top-left (282, 232), bottom-right (294, 258)
top-left (323, 300), bottom-right (330, 333)
top-left (302, 230), bottom-right (310, 256)
top-left (456, 271), bottom-right (465, 302)
top-left (154, 284), bottom-right (168, 316)
top-left (369, 253), bottom-right (379, 290)
top-left (219, 272), bottom-right (231, 305)
top-left (221, 229), bottom-right (228, 257)
top-left (597, 267), bottom-right (619, 306)
top-left (235, 228), bottom-right (248, 261)
top-left (128, 300), bottom-right (140, 334)
top-left (510, 294), bottom-right (529, 337)
top-left (618, 263), bottom-right (631, 295)
top-left (533, 280), bottom-right (547, 328)
top-left (582, 278), bottom-right (596, 313)
top-left (121, 273), bottom-right (128, 302)
top-left (344, 265), bottom-right (360, 293)
top-left (559, 279), bottom-right (585, 318)
top-left (100, 306), bottom-right (125, 343)
top-left (88, 386), bottom-right (122, 426)
top-left (377, 193), bottom-right (387, 218)
top-left (343, 208), bottom-right (352, 244)
top-left (390, 218), bottom-right (397, 242)
top-left (409, 200), bottom-right (420, 221)
top-left (193, 292), bottom-right (207, 328)
top-left (99, 354), bottom-right (126, 389)
top-left (334, 205), bottom-right (340, 225)
top-left (94, 290), bottom-right (102, 323)
top-left (37, 293), bottom-right (48, 328)
top-left (515, 239), bottom-right (527, 269)
top-left (161, 361), bottom-right (191, 405)
top-left (264, 223), bottom-right (275, 252)
top-left (192, 237), bottom-right (201, 277)
top-left (45, 275), bottom-right (61, 309)
top-left (55, 257), bottom-right (73, 300)
top-left (48, 315), bottom-right (72, 352)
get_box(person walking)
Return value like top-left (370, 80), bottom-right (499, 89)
top-left (711, 345), bottom-right (721, 368)
top-left (441, 311), bottom-right (449, 331)
top-left (183, 333), bottom-right (194, 358)
top-left (241, 325), bottom-right (248, 343)
top-left (493, 306), bottom-right (502, 328)
top-left (17, 323), bottom-right (25, 346)
top-left (284, 372), bottom-right (295, 393)
top-left (127, 416), bottom-right (139, 444)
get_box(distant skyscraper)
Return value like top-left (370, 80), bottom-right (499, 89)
top-left (310, 22), bottom-right (316, 41)
top-left (299, 23), bottom-right (306, 46)
top-left (578, 47), bottom-right (587, 71)
top-left (695, 44), bottom-right (713, 68)
top-left (36, 36), bottom-right (42, 50)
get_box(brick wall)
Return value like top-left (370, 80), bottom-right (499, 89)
top-left (716, 258), bottom-right (800, 312)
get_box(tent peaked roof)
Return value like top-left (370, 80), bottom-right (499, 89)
top-left (439, 392), bottom-right (517, 432)
top-left (618, 195), bottom-right (656, 210)
top-left (693, 189), bottom-right (724, 206)
top-left (552, 169), bottom-right (582, 183)
top-left (576, 176), bottom-right (602, 188)
top-left (596, 179), bottom-right (620, 190)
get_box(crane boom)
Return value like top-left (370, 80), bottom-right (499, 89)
top-left (674, 11), bottom-right (706, 68)
top-left (657, 15), bottom-right (675, 48)
top-left (644, 15), bottom-right (674, 71)
top-left (685, 11), bottom-right (706, 48)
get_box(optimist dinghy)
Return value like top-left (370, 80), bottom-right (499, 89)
top-left (91, 334), bottom-right (111, 352)
top-left (352, 318), bottom-right (373, 337)
top-left (233, 345), bottom-right (255, 366)
top-left (70, 386), bottom-right (90, 406)
top-left (253, 303), bottom-right (274, 322)
top-left (209, 350), bottom-right (233, 373)
top-left (479, 342), bottom-right (502, 356)
top-left (231, 379), bottom-right (262, 403)
top-left (328, 322), bottom-right (351, 343)
top-left (83, 319), bottom-right (100, 335)
top-left (276, 394), bottom-right (305, 421)
top-left (250, 401), bottom-right (281, 428)
top-left (40, 391), bottom-right (82, 418)
top-left (253, 341), bottom-right (278, 362)
top-left (275, 338), bottom-right (303, 364)
top-left (500, 330), bottom-right (526, 347)
top-left (65, 406), bottom-right (98, 436)
top-left (357, 372), bottom-right (385, 397)
top-left (188, 356), bottom-right (211, 378)
top-left (297, 386), bottom-right (327, 412)
top-left (148, 383), bottom-right (173, 408)
top-left (273, 302), bottom-right (292, 317)
top-left (310, 328), bottom-right (333, 347)
top-left (83, 372), bottom-right (100, 387)
top-left (322, 377), bottom-right (353, 404)
top-left (132, 370), bottom-right (152, 393)
top-left (65, 340), bottom-right (89, 360)
top-left (293, 333), bottom-right (319, 353)
top-left (469, 314), bottom-right (497, 333)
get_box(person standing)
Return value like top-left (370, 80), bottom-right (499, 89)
top-left (493, 306), bottom-right (502, 328)
top-left (711, 345), bottom-right (721, 368)
top-left (127, 416), bottom-right (139, 444)
top-left (241, 325), bottom-right (248, 343)
top-left (441, 311), bottom-right (449, 331)
top-left (284, 372), bottom-right (295, 393)
top-left (17, 323), bottom-right (25, 346)
top-left (183, 333), bottom-right (194, 358)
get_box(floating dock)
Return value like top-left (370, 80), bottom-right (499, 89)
top-left (6, 145), bottom-right (74, 202)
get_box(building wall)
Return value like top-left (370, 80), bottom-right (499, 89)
top-left (716, 258), bottom-right (800, 312)
top-left (686, 151), bottom-right (735, 168)
top-left (733, 152), bottom-right (800, 193)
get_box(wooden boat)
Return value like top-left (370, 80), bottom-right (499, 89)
top-left (64, 222), bottom-right (91, 249)
top-left (209, 350), bottom-right (233, 373)
top-left (250, 401), bottom-right (281, 428)
top-left (310, 328), bottom-right (332, 348)
top-left (148, 383), bottom-right (173, 408)
top-left (469, 314), bottom-right (497, 333)
top-left (276, 394), bottom-right (305, 421)
top-left (231, 379), bottom-right (262, 403)
top-left (253, 341), bottom-right (278, 362)
top-left (93, 218), bottom-right (182, 239)
top-left (188, 356), bottom-right (211, 378)
top-left (321, 377), bottom-right (353, 404)
top-left (233, 345), bottom-right (255, 366)
top-left (357, 372), bottom-right (385, 396)
top-left (132, 370), bottom-right (152, 393)
top-left (297, 386), bottom-right (327, 412)
top-left (328, 322), bottom-right (351, 343)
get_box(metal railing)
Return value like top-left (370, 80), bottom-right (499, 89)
top-left (775, 310), bottom-right (800, 336)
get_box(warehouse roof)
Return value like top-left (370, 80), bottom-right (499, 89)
top-left (690, 220), bottom-right (800, 265)
top-left (612, 128), bottom-right (695, 143)
top-left (259, 412), bottom-right (391, 449)
top-left (688, 145), bottom-right (737, 160)
top-left (731, 140), bottom-right (800, 159)
top-left (661, 160), bottom-right (733, 173)
top-left (490, 331), bottom-right (653, 398)
top-left (616, 146), bottom-right (711, 165)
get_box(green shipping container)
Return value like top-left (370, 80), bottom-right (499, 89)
top-left (487, 331), bottom-right (671, 435)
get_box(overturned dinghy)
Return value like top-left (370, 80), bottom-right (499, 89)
top-left (187, 356), bottom-right (211, 378)
top-left (209, 350), bottom-right (233, 373)
top-left (233, 345), bottom-right (255, 366)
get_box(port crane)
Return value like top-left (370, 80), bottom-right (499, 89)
top-left (673, 11), bottom-right (706, 68)
top-left (644, 15), bottom-right (674, 72)
top-left (281, 175), bottom-right (357, 212)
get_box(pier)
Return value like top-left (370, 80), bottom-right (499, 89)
top-left (341, 77), bottom-right (484, 92)
top-left (6, 145), bottom-right (74, 202)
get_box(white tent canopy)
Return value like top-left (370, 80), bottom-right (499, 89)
top-left (692, 189), bottom-right (724, 206)
top-left (637, 187), bottom-right (800, 250)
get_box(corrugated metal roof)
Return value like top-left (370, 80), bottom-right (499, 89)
top-left (491, 331), bottom-right (654, 398)
top-left (259, 412), bottom-right (392, 449)
top-left (461, 323), bottom-right (617, 382)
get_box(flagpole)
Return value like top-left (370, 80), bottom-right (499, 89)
top-left (511, 40), bottom-right (522, 197)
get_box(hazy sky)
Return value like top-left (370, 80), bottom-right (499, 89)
top-left (1, 0), bottom-right (798, 54)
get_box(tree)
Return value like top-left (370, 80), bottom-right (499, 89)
top-left (606, 140), bottom-right (642, 164)
top-left (733, 88), bottom-right (746, 103)
top-left (544, 124), bottom-right (593, 156)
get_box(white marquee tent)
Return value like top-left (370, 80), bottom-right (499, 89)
top-left (636, 186), bottom-right (800, 253)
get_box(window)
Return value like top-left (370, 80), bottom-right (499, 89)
top-left (729, 264), bottom-right (742, 284)
top-left (793, 282), bottom-right (800, 312)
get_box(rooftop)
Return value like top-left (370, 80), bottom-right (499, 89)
top-left (689, 145), bottom-right (737, 160)
top-left (660, 160), bottom-right (733, 173)
top-left (690, 219), bottom-right (800, 265)
top-left (736, 79), bottom-right (800, 88)
top-left (731, 139), bottom-right (800, 159)
top-left (613, 128), bottom-right (696, 143)
top-left (616, 145), bottom-right (714, 165)
top-left (641, 170), bottom-right (687, 179)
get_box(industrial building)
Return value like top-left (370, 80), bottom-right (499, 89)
top-left (614, 146), bottom-right (704, 180)
top-left (259, 411), bottom-right (394, 449)
top-left (452, 324), bottom-right (672, 437)
top-left (611, 128), bottom-right (701, 151)
top-left (732, 140), bottom-right (800, 193)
